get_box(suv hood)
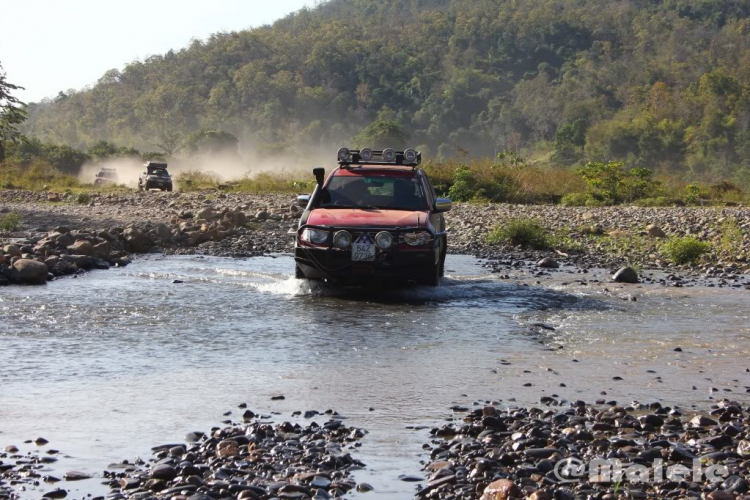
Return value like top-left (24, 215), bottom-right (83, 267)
top-left (307, 208), bottom-right (428, 228)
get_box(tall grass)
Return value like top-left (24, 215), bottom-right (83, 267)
top-left (423, 158), bottom-right (586, 204)
top-left (176, 170), bottom-right (317, 193)
top-left (0, 160), bottom-right (80, 190)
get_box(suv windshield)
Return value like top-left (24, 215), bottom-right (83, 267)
top-left (148, 169), bottom-right (169, 177)
top-left (319, 175), bottom-right (427, 211)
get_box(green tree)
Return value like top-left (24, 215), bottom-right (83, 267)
top-left (184, 129), bottom-right (239, 155)
top-left (0, 63), bottom-right (27, 162)
top-left (352, 119), bottom-right (408, 149)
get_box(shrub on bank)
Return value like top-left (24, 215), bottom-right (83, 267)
top-left (0, 211), bottom-right (21, 233)
top-left (661, 236), bottom-right (710, 265)
top-left (487, 218), bottom-right (549, 249)
top-left (175, 171), bottom-right (221, 192)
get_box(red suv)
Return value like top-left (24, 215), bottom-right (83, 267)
top-left (293, 148), bottom-right (452, 286)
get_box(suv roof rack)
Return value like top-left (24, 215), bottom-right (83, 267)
top-left (337, 148), bottom-right (421, 168)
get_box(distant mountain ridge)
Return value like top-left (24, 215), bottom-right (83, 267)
top-left (20, 0), bottom-right (750, 182)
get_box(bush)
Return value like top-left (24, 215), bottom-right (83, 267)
top-left (175, 171), bottom-right (221, 192)
top-left (661, 236), bottom-right (710, 264)
top-left (487, 218), bottom-right (549, 249)
top-left (719, 218), bottom-right (743, 255)
top-left (684, 184), bottom-right (708, 205)
top-left (576, 161), bottom-right (660, 203)
top-left (75, 193), bottom-right (92, 204)
top-left (561, 192), bottom-right (594, 206)
top-left (0, 211), bottom-right (21, 232)
top-left (633, 196), bottom-right (676, 207)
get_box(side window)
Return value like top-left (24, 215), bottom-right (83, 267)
top-left (421, 172), bottom-right (437, 203)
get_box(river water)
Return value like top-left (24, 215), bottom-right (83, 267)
top-left (1, 254), bottom-right (749, 499)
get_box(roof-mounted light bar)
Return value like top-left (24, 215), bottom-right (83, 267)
top-left (337, 147), bottom-right (422, 167)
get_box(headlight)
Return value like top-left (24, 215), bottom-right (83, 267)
top-left (403, 231), bottom-right (431, 246)
top-left (403, 148), bottom-right (418, 163)
top-left (301, 229), bottom-right (329, 245)
top-left (333, 230), bottom-right (352, 248)
top-left (382, 148), bottom-right (395, 162)
top-left (359, 148), bottom-right (373, 161)
top-left (337, 147), bottom-right (350, 161)
top-left (375, 231), bottom-right (393, 249)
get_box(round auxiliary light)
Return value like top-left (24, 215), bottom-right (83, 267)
top-left (375, 231), bottom-right (393, 249)
top-left (359, 148), bottom-right (373, 161)
top-left (303, 228), bottom-right (329, 245)
top-left (382, 148), bottom-right (396, 162)
top-left (333, 230), bottom-right (352, 249)
top-left (404, 148), bottom-right (418, 163)
top-left (337, 147), bottom-right (350, 161)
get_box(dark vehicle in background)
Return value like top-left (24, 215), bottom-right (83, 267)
top-left (293, 148), bottom-right (451, 286)
top-left (93, 167), bottom-right (118, 186)
top-left (138, 162), bottom-right (173, 192)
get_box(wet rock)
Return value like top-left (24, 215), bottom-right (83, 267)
top-left (612, 266), bottom-right (639, 283)
top-left (63, 471), bottom-right (91, 481)
top-left (122, 227), bottom-right (150, 252)
top-left (481, 479), bottom-right (518, 500)
top-left (13, 259), bottom-right (48, 284)
top-left (537, 257), bottom-right (559, 269)
top-left (150, 464), bottom-right (177, 481)
top-left (356, 482), bottom-right (374, 492)
top-left (42, 489), bottom-right (67, 498)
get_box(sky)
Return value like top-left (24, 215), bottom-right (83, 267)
top-left (0, 0), bottom-right (315, 103)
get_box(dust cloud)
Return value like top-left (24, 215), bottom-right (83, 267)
top-left (79, 150), bottom-right (331, 191)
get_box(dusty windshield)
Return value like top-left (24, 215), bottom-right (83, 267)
top-left (319, 175), bottom-right (427, 211)
top-left (148, 169), bottom-right (169, 177)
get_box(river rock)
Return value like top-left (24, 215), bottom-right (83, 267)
top-left (91, 241), bottom-right (110, 257)
top-left (122, 227), bottom-right (150, 252)
top-left (12, 259), bottom-right (48, 284)
top-left (196, 208), bottom-right (216, 221)
top-left (55, 233), bottom-right (74, 248)
top-left (216, 439), bottom-right (239, 458)
top-left (63, 471), bottom-right (90, 481)
top-left (737, 440), bottom-right (750, 456)
top-left (42, 490), bottom-right (67, 498)
top-left (67, 240), bottom-right (94, 255)
top-left (612, 266), bottom-right (639, 283)
top-left (646, 224), bottom-right (666, 238)
top-left (481, 478), bottom-right (518, 500)
top-left (150, 464), bottom-right (177, 481)
top-left (3, 244), bottom-right (21, 258)
top-left (537, 257), bottom-right (559, 268)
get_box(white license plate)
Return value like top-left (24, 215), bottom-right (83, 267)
top-left (352, 235), bottom-right (376, 261)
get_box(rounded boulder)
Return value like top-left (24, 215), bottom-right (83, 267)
top-left (13, 259), bottom-right (49, 284)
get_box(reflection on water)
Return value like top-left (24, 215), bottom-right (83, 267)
top-left (1, 254), bottom-right (749, 498)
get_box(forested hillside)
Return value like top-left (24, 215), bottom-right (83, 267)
top-left (21, 0), bottom-right (750, 184)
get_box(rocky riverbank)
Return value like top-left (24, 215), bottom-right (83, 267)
top-left (1, 189), bottom-right (749, 286)
top-left (422, 398), bottom-right (750, 500)
top-left (6, 399), bottom-right (750, 500)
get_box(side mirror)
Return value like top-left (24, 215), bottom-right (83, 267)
top-left (297, 194), bottom-right (311, 207)
top-left (435, 198), bottom-right (452, 213)
top-left (312, 167), bottom-right (325, 186)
